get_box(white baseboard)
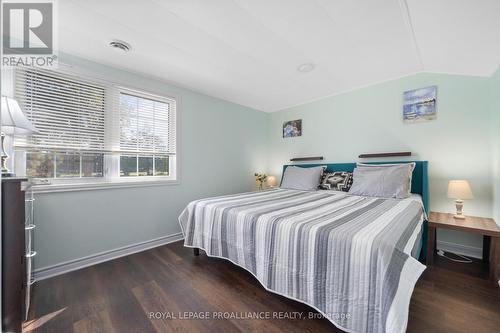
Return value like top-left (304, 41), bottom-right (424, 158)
top-left (34, 232), bottom-right (184, 281)
top-left (436, 240), bottom-right (482, 259)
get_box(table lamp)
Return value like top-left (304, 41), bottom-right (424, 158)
top-left (447, 180), bottom-right (473, 219)
top-left (1, 96), bottom-right (39, 176)
top-left (267, 176), bottom-right (277, 188)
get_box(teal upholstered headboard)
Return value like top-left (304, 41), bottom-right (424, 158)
top-left (282, 161), bottom-right (430, 260)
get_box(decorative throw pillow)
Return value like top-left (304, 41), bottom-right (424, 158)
top-left (319, 172), bottom-right (353, 191)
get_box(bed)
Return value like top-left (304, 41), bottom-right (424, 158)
top-left (179, 161), bottom-right (429, 333)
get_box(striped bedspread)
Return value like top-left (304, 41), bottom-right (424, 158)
top-left (179, 188), bottom-right (426, 333)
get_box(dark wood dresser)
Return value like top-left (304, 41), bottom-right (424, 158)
top-left (2, 178), bottom-right (28, 333)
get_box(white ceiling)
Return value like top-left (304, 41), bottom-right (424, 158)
top-left (58, 0), bottom-right (500, 112)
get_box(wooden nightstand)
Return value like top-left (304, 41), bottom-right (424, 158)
top-left (427, 212), bottom-right (500, 286)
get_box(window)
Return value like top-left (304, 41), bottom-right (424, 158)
top-left (118, 90), bottom-right (176, 177)
top-left (11, 67), bottom-right (178, 189)
top-left (15, 69), bottom-right (106, 179)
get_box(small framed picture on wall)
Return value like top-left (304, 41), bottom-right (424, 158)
top-left (283, 119), bottom-right (302, 138)
top-left (403, 86), bottom-right (437, 123)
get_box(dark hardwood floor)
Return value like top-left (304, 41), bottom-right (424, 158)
top-left (25, 241), bottom-right (500, 333)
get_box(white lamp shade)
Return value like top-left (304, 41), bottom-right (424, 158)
top-left (1, 96), bottom-right (38, 135)
top-left (267, 175), bottom-right (278, 187)
top-left (447, 180), bottom-right (474, 200)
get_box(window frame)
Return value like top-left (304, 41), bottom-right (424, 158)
top-left (6, 65), bottom-right (181, 193)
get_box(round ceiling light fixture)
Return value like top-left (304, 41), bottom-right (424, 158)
top-left (297, 62), bottom-right (315, 73)
top-left (109, 39), bottom-right (131, 53)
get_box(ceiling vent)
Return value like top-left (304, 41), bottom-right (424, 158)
top-left (109, 40), bottom-right (131, 52)
top-left (297, 62), bottom-right (315, 73)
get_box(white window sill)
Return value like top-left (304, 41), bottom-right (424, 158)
top-left (30, 178), bottom-right (180, 194)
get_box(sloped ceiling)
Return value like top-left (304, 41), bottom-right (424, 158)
top-left (58, 0), bottom-right (500, 112)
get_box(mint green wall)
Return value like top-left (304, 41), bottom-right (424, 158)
top-left (32, 55), bottom-right (268, 270)
top-left (491, 67), bottom-right (500, 223)
top-left (27, 58), bottom-right (500, 270)
top-left (268, 73), bottom-right (494, 248)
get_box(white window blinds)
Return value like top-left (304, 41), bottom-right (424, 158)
top-left (14, 68), bottom-right (106, 152)
top-left (118, 89), bottom-right (176, 155)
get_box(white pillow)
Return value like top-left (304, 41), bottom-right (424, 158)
top-left (281, 166), bottom-right (325, 191)
top-left (348, 163), bottom-right (415, 199)
top-left (357, 162), bottom-right (415, 192)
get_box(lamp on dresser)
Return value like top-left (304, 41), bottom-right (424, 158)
top-left (1, 96), bottom-right (39, 176)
